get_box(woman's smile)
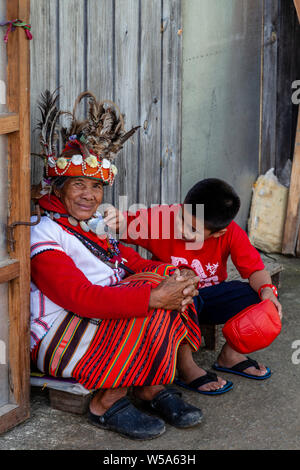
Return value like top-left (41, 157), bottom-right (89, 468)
top-left (76, 202), bottom-right (96, 211)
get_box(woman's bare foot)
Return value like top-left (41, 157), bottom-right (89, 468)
top-left (217, 343), bottom-right (268, 377)
top-left (177, 343), bottom-right (227, 392)
top-left (133, 385), bottom-right (166, 401)
top-left (89, 387), bottom-right (127, 416)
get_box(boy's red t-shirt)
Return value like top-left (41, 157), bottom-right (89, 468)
top-left (121, 205), bottom-right (265, 289)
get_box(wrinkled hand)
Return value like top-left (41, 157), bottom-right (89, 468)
top-left (176, 268), bottom-right (198, 280)
top-left (260, 288), bottom-right (283, 320)
top-left (175, 269), bottom-right (199, 311)
top-left (149, 269), bottom-right (199, 313)
top-left (104, 206), bottom-right (126, 234)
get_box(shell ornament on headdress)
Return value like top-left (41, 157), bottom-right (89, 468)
top-left (36, 90), bottom-right (140, 185)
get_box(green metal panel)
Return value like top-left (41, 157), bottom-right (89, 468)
top-left (182, 0), bottom-right (263, 228)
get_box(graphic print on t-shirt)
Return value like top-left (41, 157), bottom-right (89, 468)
top-left (205, 262), bottom-right (219, 276)
top-left (171, 256), bottom-right (219, 288)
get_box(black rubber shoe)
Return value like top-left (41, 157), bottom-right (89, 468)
top-left (88, 396), bottom-right (166, 440)
top-left (141, 387), bottom-right (203, 428)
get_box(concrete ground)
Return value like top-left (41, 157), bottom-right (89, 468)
top-left (0, 254), bottom-right (299, 450)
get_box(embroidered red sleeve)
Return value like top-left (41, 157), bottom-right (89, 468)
top-left (31, 250), bottom-right (152, 320)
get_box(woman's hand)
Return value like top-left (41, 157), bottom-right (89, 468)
top-left (149, 269), bottom-right (199, 312)
top-left (104, 206), bottom-right (126, 234)
top-left (176, 268), bottom-right (198, 280)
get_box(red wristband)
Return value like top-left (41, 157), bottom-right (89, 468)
top-left (258, 284), bottom-right (278, 300)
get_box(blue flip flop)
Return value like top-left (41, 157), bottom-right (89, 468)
top-left (212, 356), bottom-right (272, 380)
top-left (174, 371), bottom-right (233, 396)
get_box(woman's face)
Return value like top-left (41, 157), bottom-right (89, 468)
top-left (55, 177), bottom-right (104, 220)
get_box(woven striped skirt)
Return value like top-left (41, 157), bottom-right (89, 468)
top-left (31, 272), bottom-right (201, 390)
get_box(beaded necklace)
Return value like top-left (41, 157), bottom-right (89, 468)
top-left (44, 211), bottom-right (134, 274)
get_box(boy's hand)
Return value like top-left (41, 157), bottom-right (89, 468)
top-left (104, 206), bottom-right (126, 234)
top-left (260, 288), bottom-right (283, 320)
top-left (249, 270), bottom-right (283, 320)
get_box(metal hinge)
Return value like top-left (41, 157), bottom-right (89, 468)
top-left (7, 205), bottom-right (41, 252)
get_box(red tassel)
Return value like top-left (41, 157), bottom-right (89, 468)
top-left (0, 19), bottom-right (32, 43)
top-left (3, 23), bottom-right (12, 43)
top-left (25, 28), bottom-right (32, 40)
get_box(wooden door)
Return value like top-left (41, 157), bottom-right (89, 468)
top-left (30, 0), bottom-right (182, 208)
top-left (0, 0), bottom-right (31, 433)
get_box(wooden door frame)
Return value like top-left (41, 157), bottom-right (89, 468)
top-left (0, 0), bottom-right (31, 434)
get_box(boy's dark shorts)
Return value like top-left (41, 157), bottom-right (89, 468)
top-left (193, 280), bottom-right (260, 325)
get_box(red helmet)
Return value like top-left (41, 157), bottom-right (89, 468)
top-left (222, 299), bottom-right (282, 354)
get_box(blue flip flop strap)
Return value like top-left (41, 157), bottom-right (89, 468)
top-left (188, 371), bottom-right (218, 388)
top-left (229, 357), bottom-right (260, 373)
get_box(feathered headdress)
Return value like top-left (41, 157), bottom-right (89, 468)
top-left (36, 89), bottom-right (139, 185)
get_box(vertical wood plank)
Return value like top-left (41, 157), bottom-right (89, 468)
top-left (161, 0), bottom-right (182, 204)
top-left (259, 0), bottom-right (279, 175)
top-left (59, 0), bottom-right (86, 120)
top-left (30, 0), bottom-right (183, 213)
top-left (114, 0), bottom-right (140, 211)
top-left (275, 0), bottom-right (300, 175)
top-left (282, 109), bottom-right (300, 255)
top-left (4, 0), bottom-right (31, 430)
top-left (86, 0), bottom-right (114, 100)
top-left (30, 0), bottom-right (58, 184)
top-left (139, 0), bottom-right (161, 207)
top-left (87, 0), bottom-right (115, 205)
top-left (0, 0), bottom-right (7, 114)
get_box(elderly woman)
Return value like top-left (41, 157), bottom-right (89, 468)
top-left (30, 91), bottom-right (203, 440)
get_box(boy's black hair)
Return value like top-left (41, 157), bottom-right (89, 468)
top-left (184, 178), bottom-right (241, 233)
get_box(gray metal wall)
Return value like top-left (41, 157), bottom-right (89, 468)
top-left (181, 0), bottom-right (263, 228)
top-left (30, 0), bottom-right (182, 209)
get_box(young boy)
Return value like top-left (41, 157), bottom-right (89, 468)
top-left (104, 179), bottom-right (282, 394)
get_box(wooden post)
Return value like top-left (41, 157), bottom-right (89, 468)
top-left (161, 0), bottom-right (182, 204)
top-left (259, 0), bottom-right (279, 175)
top-left (282, 108), bottom-right (300, 255)
top-left (0, 0), bottom-right (31, 433)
